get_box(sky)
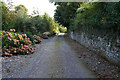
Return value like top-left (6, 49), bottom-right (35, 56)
top-left (3, 0), bottom-right (57, 17)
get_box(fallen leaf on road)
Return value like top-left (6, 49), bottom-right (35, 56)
top-left (6, 68), bottom-right (11, 73)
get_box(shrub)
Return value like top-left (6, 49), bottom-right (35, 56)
top-left (40, 34), bottom-right (48, 39)
top-left (32, 35), bottom-right (42, 44)
top-left (1, 29), bottom-right (35, 56)
top-left (25, 32), bottom-right (35, 45)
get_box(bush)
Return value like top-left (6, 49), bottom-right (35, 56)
top-left (59, 27), bottom-right (67, 33)
top-left (25, 32), bottom-right (35, 45)
top-left (40, 34), bottom-right (48, 39)
top-left (1, 29), bottom-right (35, 56)
top-left (32, 35), bottom-right (42, 44)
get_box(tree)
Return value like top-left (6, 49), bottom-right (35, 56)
top-left (15, 5), bottom-right (28, 32)
top-left (43, 13), bottom-right (50, 31)
top-left (54, 2), bottom-right (81, 29)
top-left (2, 2), bottom-right (16, 30)
top-left (15, 5), bottom-right (28, 14)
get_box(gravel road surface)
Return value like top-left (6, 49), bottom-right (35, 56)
top-left (2, 35), bottom-right (96, 78)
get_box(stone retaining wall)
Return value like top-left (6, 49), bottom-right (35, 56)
top-left (69, 30), bottom-right (120, 66)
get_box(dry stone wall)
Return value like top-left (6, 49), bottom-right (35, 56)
top-left (69, 30), bottom-right (120, 66)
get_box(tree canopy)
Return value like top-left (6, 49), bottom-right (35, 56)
top-left (54, 2), bottom-right (81, 29)
top-left (54, 2), bottom-right (120, 32)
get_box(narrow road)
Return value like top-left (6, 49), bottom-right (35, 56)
top-left (3, 35), bottom-right (96, 78)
